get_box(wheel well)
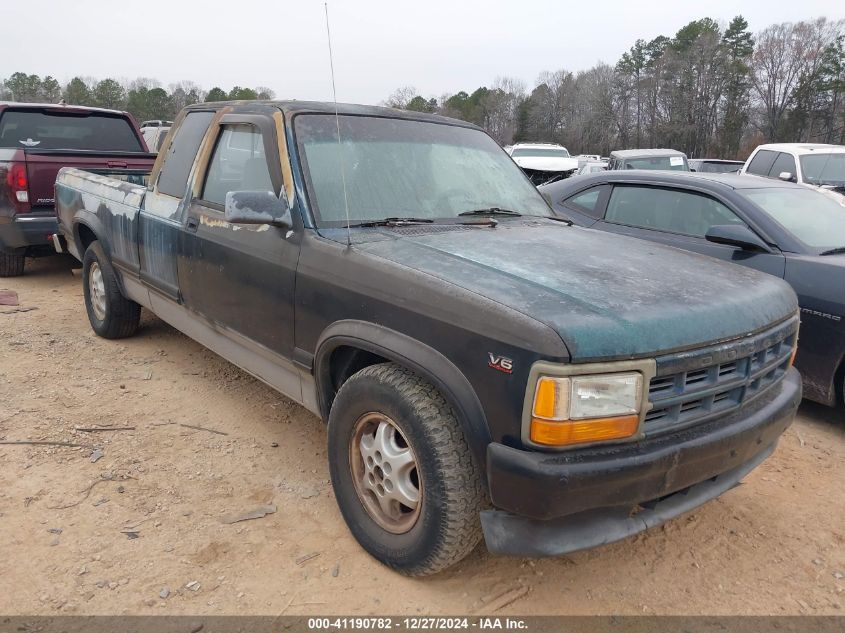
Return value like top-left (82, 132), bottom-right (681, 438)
top-left (327, 345), bottom-right (390, 406)
top-left (77, 224), bottom-right (97, 253)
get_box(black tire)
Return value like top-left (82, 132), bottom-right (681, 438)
top-left (327, 362), bottom-right (485, 575)
top-left (82, 241), bottom-right (141, 339)
top-left (0, 250), bottom-right (25, 277)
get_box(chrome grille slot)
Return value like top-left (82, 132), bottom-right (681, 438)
top-left (645, 318), bottom-right (797, 435)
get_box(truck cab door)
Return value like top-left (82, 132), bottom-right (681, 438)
top-left (598, 184), bottom-right (786, 278)
top-left (178, 114), bottom-right (300, 363)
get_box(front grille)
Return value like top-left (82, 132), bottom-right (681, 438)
top-left (645, 317), bottom-right (798, 435)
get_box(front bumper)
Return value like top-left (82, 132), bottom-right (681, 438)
top-left (0, 213), bottom-right (58, 251)
top-left (481, 367), bottom-right (801, 556)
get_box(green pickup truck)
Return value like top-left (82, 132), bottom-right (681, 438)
top-left (56, 101), bottom-right (801, 575)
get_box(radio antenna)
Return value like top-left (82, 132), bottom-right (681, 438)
top-left (324, 2), bottom-right (352, 248)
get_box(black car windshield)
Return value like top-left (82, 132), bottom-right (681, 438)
top-left (511, 147), bottom-right (570, 158)
top-left (739, 187), bottom-right (845, 251)
top-left (295, 114), bottom-right (552, 226)
top-left (800, 153), bottom-right (845, 186)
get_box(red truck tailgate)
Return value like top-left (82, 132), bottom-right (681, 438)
top-left (24, 149), bottom-right (156, 209)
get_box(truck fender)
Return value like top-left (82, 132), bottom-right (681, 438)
top-left (72, 210), bottom-right (110, 257)
top-left (314, 320), bottom-right (492, 472)
top-left (72, 212), bottom-right (130, 296)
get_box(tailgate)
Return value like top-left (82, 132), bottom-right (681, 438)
top-left (24, 149), bottom-right (156, 211)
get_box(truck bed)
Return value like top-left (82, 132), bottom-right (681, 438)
top-left (55, 166), bottom-right (150, 266)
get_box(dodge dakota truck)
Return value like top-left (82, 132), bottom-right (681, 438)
top-left (55, 101), bottom-right (802, 575)
top-left (0, 102), bottom-right (155, 276)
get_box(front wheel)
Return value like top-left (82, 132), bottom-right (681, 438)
top-left (82, 241), bottom-right (141, 339)
top-left (327, 363), bottom-right (485, 575)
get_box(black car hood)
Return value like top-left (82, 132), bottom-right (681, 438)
top-left (352, 221), bottom-right (798, 361)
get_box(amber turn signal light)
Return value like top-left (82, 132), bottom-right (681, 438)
top-left (530, 415), bottom-right (639, 447)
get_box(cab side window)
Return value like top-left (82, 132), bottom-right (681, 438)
top-left (562, 185), bottom-right (609, 219)
top-left (156, 111), bottom-right (214, 198)
top-left (746, 150), bottom-right (777, 177)
top-left (768, 152), bottom-right (797, 180)
top-left (605, 185), bottom-right (745, 237)
top-left (202, 124), bottom-right (273, 206)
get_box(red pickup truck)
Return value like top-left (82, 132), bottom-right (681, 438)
top-left (0, 102), bottom-right (156, 276)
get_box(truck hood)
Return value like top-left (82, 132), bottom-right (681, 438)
top-left (354, 221), bottom-right (797, 361)
top-left (512, 155), bottom-right (579, 172)
top-left (802, 183), bottom-right (845, 207)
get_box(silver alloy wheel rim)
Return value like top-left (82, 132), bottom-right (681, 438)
top-left (350, 412), bottom-right (422, 534)
top-left (89, 261), bottom-right (107, 321)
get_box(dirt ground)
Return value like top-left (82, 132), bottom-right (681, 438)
top-left (1, 256), bottom-right (843, 616)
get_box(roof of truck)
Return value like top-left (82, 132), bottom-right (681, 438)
top-left (186, 100), bottom-right (481, 129)
top-left (751, 143), bottom-right (845, 155)
top-left (610, 148), bottom-right (687, 158)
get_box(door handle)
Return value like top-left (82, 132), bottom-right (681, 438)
top-left (186, 217), bottom-right (199, 233)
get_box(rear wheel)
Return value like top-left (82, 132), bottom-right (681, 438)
top-left (327, 363), bottom-right (484, 576)
top-left (0, 250), bottom-right (25, 277)
top-left (82, 241), bottom-right (141, 339)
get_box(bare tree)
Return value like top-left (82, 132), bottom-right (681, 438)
top-left (384, 86), bottom-right (417, 109)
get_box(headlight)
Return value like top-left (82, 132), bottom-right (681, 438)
top-left (530, 372), bottom-right (643, 447)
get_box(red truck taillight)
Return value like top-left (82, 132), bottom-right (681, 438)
top-left (5, 162), bottom-right (31, 213)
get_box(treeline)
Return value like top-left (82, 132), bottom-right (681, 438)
top-left (3, 14), bottom-right (842, 158)
top-left (386, 16), bottom-right (845, 158)
top-left (0, 75), bottom-right (275, 123)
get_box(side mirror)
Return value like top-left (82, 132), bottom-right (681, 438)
top-left (778, 171), bottom-right (795, 182)
top-left (705, 224), bottom-right (772, 253)
top-left (225, 190), bottom-right (291, 228)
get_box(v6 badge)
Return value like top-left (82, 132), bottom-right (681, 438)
top-left (488, 353), bottom-right (513, 374)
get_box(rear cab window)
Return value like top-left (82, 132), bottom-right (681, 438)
top-left (0, 109), bottom-right (142, 151)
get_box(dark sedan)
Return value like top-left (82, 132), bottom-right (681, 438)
top-left (540, 171), bottom-right (845, 407)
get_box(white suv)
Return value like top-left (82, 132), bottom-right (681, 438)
top-left (741, 143), bottom-right (845, 199)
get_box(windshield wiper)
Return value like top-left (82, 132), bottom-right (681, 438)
top-left (544, 215), bottom-right (573, 225)
top-left (458, 207), bottom-right (522, 217)
top-left (819, 247), bottom-right (845, 256)
top-left (348, 217), bottom-right (434, 228)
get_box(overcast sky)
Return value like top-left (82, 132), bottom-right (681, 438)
top-left (4, 0), bottom-right (843, 104)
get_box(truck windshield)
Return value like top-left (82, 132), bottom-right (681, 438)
top-left (0, 109), bottom-right (143, 152)
top-left (739, 187), bottom-right (845, 251)
top-left (295, 114), bottom-right (552, 227)
top-left (800, 153), bottom-right (845, 187)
